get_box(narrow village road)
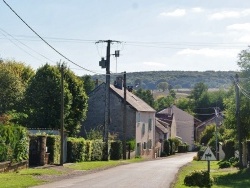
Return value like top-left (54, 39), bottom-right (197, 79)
top-left (32, 152), bottom-right (195, 188)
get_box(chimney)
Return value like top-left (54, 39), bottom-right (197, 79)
top-left (114, 76), bottom-right (123, 89)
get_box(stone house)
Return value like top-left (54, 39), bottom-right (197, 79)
top-left (80, 83), bottom-right (156, 158)
top-left (156, 105), bottom-right (201, 151)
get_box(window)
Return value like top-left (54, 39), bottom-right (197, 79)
top-left (142, 123), bottom-right (146, 136)
top-left (147, 139), bottom-right (152, 149)
top-left (148, 118), bottom-right (152, 131)
top-left (143, 142), bottom-right (147, 149)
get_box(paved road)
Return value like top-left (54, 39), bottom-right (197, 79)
top-left (32, 152), bottom-right (195, 188)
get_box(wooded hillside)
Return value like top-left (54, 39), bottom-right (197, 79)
top-left (92, 71), bottom-right (236, 89)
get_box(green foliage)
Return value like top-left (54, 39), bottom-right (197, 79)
top-left (168, 138), bottom-right (176, 154)
top-left (81, 75), bottom-right (95, 94)
top-left (67, 137), bottom-right (86, 162)
top-left (92, 71), bottom-right (235, 90)
top-left (218, 161), bottom-right (231, 169)
top-left (0, 125), bottom-right (29, 162)
top-left (63, 68), bottom-right (88, 137)
top-left (25, 64), bottom-right (72, 129)
top-left (84, 140), bottom-right (93, 161)
top-left (163, 140), bottom-right (170, 156)
top-left (85, 126), bottom-right (103, 140)
top-left (184, 170), bottom-right (214, 187)
top-left (91, 140), bottom-right (104, 161)
top-left (110, 141), bottom-right (122, 160)
top-left (178, 145), bottom-right (188, 153)
top-left (133, 88), bottom-right (154, 107)
top-left (199, 124), bottom-right (216, 146)
top-left (46, 135), bottom-right (60, 164)
top-left (222, 140), bottom-right (235, 160)
top-left (127, 139), bottom-right (136, 151)
top-left (157, 82), bottom-right (168, 92)
top-left (154, 96), bottom-right (174, 111)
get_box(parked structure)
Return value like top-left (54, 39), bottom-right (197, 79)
top-left (81, 83), bottom-right (156, 158)
top-left (156, 105), bottom-right (201, 151)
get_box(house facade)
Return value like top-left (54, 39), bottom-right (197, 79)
top-left (81, 83), bottom-right (156, 158)
top-left (156, 105), bottom-right (201, 151)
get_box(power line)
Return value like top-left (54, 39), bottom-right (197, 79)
top-left (3, 0), bottom-right (98, 74)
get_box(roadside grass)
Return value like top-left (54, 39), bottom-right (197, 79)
top-left (173, 160), bottom-right (250, 188)
top-left (0, 168), bottom-right (62, 188)
top-left (68, 158), bottom-right (145, 171)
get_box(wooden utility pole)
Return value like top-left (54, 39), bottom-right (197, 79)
top-left (214, 107), bottom-right (219, 160)
top-left (96, 40), bottom-right (121, 161)
top-left (235, 74), bottom-right (243, 168)
top-left (60, 63), bottom-right (65, 166)
top-left (123, 71), bottom-right (127, 160)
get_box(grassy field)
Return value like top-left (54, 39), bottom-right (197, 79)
top-left (173, 160), bottom-right (250, 188)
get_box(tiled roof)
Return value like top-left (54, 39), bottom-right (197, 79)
top-left (155, 119), bottom-right (169, 133)
top-left (110, 85), bottom-right (156, 112)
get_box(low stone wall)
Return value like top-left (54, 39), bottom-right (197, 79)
top-left (0, 160), bottom-right (28, 173)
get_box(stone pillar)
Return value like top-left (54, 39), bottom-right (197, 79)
top-left (38, 136), bottom-right (47, 166)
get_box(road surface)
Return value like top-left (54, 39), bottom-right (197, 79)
top-left (32, 152), bottom-right (195, 188)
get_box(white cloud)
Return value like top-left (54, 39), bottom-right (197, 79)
top-left (160, 9), bottom-right (186, 17)
top-left (192, 7), bottom-right (204, 13)
top-left (143, 62), bottom-right (166, 67)
top-left (227, 23), bottom-right (250, 31)
top-left (238, 35), bottom-right (250, 43)
top-left (177, 48), bottom-right (240, 58)
top-left (208, 9), bottom-right (250, 20)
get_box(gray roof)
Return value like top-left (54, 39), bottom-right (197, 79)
top-left (155, 119), bottom-right (169, 133)
top-left (110, 85), bottom-right (156, 112)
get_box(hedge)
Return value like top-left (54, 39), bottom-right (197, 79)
top-left (91, 140), bottom-right (104, 161)
top-left (67, 137), bottom-right (86, 162)
top-left (46, 135), bottom-right (60, 164)
top-left (163, 140), bottom-right (170, 156)
top-left (110, 141), bottom-right (122, 160)
top-left (0, 125), bottom-right (29, 162)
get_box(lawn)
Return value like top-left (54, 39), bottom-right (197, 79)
top-left (0, 168), bottom-right (62, 188)
top-left (173, 160), bottom-right (250, 188)
top-left (68, 158), bottom-right (144, 170)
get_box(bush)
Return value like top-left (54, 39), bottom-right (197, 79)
top-left (0, 125), bottom-right (29, 162)
top-left (127, 139), bottom-right (135, 151)
top-left (84, 140), bottom-right (93, 161)
top-left (110, 141), bottom-right (122, 160)
top-left (222, 140), bottom-right (235, 160)
top-left (163, 140), bottom-right (170, 156)
top-left (184, 170), bottom-right (214, 187)
top-left (67, 137), bottom-right (86, 162)
top-left (91, 140), bottom-right (104, 161)
top-left (168, 138), bottom-right (176, 155)
top-left (218, 161), bottom-right (231, 169)
top-left (47, 135), bottom-right (60, 164)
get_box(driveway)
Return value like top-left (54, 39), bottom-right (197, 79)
top-left (32, 152), bottom-right (195, 188)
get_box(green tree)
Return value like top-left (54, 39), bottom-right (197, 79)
top-left (64, 68), bottom-right (88, 136)
top-left (133, 88), bottom-right (154, 107)
top-left (189, 82), bottom-right (208, 101)
top-left (24, 64), bottom-right (72, 130)
top-left (0, 69), bottom-right (25, 114)
top-left (81, 75), bottom-right (95, 94)
top-left (154, 96), bottom-right (174, 111)
top-left (157, 82), bottom-right (168, 92)
top-left (169, 89), bottom-right (176, 99)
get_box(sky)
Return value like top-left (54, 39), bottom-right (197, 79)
top-left (1, 0), bottom-right (250, 76)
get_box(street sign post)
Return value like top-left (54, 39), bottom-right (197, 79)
top-left (200, 146), bottom-right (217, 173)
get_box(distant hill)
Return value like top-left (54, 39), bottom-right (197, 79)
top-left (92, 71), bottom-right (236, 89)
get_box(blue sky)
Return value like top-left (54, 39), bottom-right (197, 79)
top-left (1, 0), bottom-right (250, 75)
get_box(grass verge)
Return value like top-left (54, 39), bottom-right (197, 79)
top-left (68, 158), bottom-right (144, 171)
top-left (173, 160), bottom-right (250, 188)
top-left (0, 168), bottom-right (62, 188)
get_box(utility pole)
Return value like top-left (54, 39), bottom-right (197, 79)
top-left (60, 63), bottom-right (65, 166)
top-left (235, 74), bottom-right (243, 168)
top-left (214, 107), bottom-right (219, 160)
top-left (123, 71), bottom-right (127, 160)
top-left (96, 40), bottom-right (121, 161)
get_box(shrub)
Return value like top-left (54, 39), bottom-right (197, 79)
top-left (168, 139), bottom-right (176, 155)
top-left (127, 139), bottom-right (135, 151)
top-left (91, 139), bottom-right (104, 161)
top-left (218, 161), bottom-right (231, 169)
top-left (47, 135), bottom-right (60, 164)
top-left (184, 170), bottom-right (214, 187)
top-left (163, 140), bottom-right (170, 156)
top-left (110, 141), bottom-right (122, 160)
top-left (67, 137), bottom-right (85, 162)
top-left (84, 140), bottom-right (93, 161)
top-left (0, 125), bottom-right (29, 162)
top-left (222, 140), bottom-right (235, 160)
